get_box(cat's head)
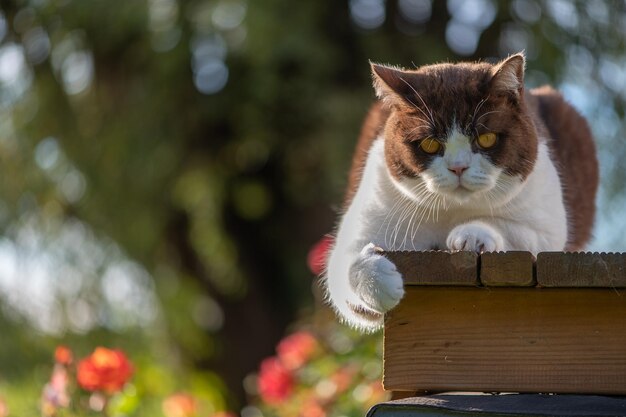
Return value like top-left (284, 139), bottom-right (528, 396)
top-left (372, 53), bottom-right (537, 207)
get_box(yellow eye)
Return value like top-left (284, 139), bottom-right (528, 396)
top-left (477, 132), bottom-right (497, 149)
top-left (419, 138), bottom-right (441, 154)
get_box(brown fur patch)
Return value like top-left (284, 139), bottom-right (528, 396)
top-left (344, 102), bottom-right (389, 206)
top-left (527, 86), bottom-right (599, 250)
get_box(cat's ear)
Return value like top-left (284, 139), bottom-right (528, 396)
top-left (490, 53), bottom-right (525, 94)
top-left (370, 62), bottom-right (417, 106)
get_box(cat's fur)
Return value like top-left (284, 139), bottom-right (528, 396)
top-left (326, 53), bottom-right (598, 331)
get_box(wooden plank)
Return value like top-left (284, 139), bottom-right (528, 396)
top-left (384, 287), bottom-right (626, 394)
top-left (537, 252), bottom-right (626, 287)
top-left (480, 252), bottom-right (535, 286)
top-left (384, 251), bottom-right (478, 286)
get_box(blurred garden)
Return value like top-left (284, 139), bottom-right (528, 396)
top-left (1, 0), bottom-right (626, 416)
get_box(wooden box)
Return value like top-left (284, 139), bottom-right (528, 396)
top-left (383, 252), bottom-right (626, 395)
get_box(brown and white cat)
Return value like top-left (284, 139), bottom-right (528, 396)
top-left (326, 53), bottom-right (598, 331)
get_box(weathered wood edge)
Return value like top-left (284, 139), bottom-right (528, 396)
top-left (537, 252), bottom-right (626, 287)
top-left (480, 251), bottom-right (535, 286)
top-left (384, 251), bottom-right (478, 285)
top-left (383, 251), bottom-right (626, 288)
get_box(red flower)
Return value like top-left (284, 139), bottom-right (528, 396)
top-left (77, 347), bottom-right (133, 393)
top-left (277, 331), bottom-right (319, 370)
top-left (162, 393), bottom-right (197, 417)
top-left (307, 236), bottom-right (333, 275)
top-left (54, 346), bottom-right (73, 365)
top-left (257, 357), bottom-right (294, 404)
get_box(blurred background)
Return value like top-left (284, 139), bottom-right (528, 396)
top-left (0, 0), bottom-right (626, 416)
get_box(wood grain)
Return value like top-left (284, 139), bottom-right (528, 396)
top-left (480, 252), bottom-right (535, 286)
top-left (537, 252), bottom-right (626, 287)
top-left (384, 251), bottom-right (478, 286)
top-left (384, 287), bottom-right (626, 394)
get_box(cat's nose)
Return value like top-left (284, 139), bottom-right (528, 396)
top-left (448, 166), bottom-right (468, 177)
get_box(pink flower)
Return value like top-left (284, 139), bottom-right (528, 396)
top-left (41, 364), bottom-right (70, 416)
top-left (257, 357), bottom-right (294, 404)
top-left (307, 236), bottom-right (333, 275)
top-left (277, 331), bottom-right (319, 370)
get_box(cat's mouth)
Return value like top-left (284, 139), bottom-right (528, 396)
top-left (453, 185), bottom-right (475, 198)
top-left (443, 183), bottom-right (484, 203)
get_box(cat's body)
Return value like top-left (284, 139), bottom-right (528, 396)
top-left (326, 54), bottom-right (598, 330)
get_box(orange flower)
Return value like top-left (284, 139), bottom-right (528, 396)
top-left (54, 346), bottom-right (73, 365)
top-left (162, 393), bottom-right (197, 417)
top-left (77, 347), bottom-right (133, 393)
top-left (276, 331), bottom-right (319, 370)
top-left (257, 357), bottom-right (294, 404)
top-left (211, 413), bottom-right (237, 417)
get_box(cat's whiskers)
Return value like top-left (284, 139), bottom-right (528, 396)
top-left (405, 113), bottom-right (435, 132)
top-left (386, 182), bottom-right (429, 249)
top-left (475, 110), bottom-right (502, 124)
top-left (405, 123), bottom-right (430, 137)
top-left (391, 182), bottom-right (438, 250)
top-left (397, 185), bottom-right (433, 239)
top-left (402, 198), bottom-right (424, 249)
top-left (426, 188), bottom-right (440, 222)
top-left (485, 189), bottom-right (496, 218)
top-left (398, 77), bottom-right (437, 128)
top-left (393, 200), bottom-right (417, 249)
top-left (434, 196), bottom-right (440, 224)
top-left (410, 193), bottom-right (437, 242)
top-left (409, 196), bottom-right (433, 248)
top-left (383, 196), bottom-right (415, 248)
top-left (468, 96), bottom-right (490, 132)
top-left (489, 181), bottom-right (517, 217)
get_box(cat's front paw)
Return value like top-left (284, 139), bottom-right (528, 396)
top-left (447, 222), bottom-right (504, 252)
top-left (349, 243), bottom-right (404, 314)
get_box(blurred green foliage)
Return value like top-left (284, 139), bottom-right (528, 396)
top-left (1, 0), bottom-right (626, 415)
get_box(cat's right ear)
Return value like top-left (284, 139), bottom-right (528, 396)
top-left (370, 62), bottom-right (416, 107)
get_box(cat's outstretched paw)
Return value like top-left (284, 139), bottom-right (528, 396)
top-left (446, 222), bottom-right (504, 252)
top-left (349, 243), bottom-right (404, 314)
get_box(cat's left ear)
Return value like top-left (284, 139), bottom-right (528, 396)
top-left (370, 62), bottom-right (418, 107)
top-left (490, 52), bottom-right (525, 95)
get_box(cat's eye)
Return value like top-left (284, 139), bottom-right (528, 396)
top-left (419, 138), bottom-right (441, 154)
top-left (477, 132), bottom-right (497, 149)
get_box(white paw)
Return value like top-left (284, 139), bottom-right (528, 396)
top-left (349, 243), bottom-right (404, 313)
top-left (447, 223), bottom-right (504, 252)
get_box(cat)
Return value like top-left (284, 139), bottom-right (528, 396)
top-left (325, 53), bottom-right (598, 331)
